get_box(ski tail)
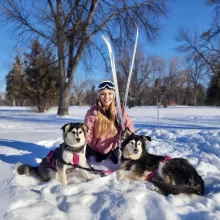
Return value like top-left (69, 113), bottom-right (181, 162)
top-left (152, 180), bottom-right (204, 196)
top-left (123, 23), bottom-right (139, 109)
top-left (17, 164), bottom-right (39, 177)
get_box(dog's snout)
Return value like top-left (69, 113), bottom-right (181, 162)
top-left (76, 137), bottom-right (80, 142)
top-left (134, 148), bottom-right (139, 153)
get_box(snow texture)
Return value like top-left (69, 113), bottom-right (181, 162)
top-left (0, 106), bottom-right (219, 220)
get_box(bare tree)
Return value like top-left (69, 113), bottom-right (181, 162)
top-left (163, 57), bottom-right (184, 106)
top-left (0, 0), bottom-right (167, 115)
top-left (84, 84), bottom-right (98, 106)
top-left (72, 78), bottom-right (91, 106)
top-left (176, 28), bottom-right (218, 75)
top-left (117, 47), bottom-right (152, 107)
top-left (185, 56), bottom-right (206, 106)
top-left (176, 0), bottom-right (220, 77)
top-left (150, 56), bottom-right (166, 106)
top-left (175, 2), bottom-right (220, 105)
top-left (148, 56), bottom-right (185, 107)
top-left (175, 69), bottom-right (191, 105)
top-left (206, 0), bottom-right (220, 40)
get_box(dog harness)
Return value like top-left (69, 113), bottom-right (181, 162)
top-left (47, 149), bottom-right (79, 169)
top-left (145, 155), bottom-right (171, 182)
top-left (47, 149), bottom-right (114, 176)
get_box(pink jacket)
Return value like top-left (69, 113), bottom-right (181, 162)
top-left (84, 104), bottom-right (134, 154)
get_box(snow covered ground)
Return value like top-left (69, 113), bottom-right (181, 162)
top-left (0, 106), bottom-right (219, 220)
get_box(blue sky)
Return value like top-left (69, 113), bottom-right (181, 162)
top-left (0, 0), bottom-right (214, 92)
top-left (145, 0), bottom-right (213, 57)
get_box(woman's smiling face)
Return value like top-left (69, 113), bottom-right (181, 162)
top-left (99, 88), bottom-right (114, 109)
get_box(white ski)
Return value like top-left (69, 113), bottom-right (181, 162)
top-left (123, 23), bottom-right (139, 111)
top-left (102, 34), bottom-right (125, 130)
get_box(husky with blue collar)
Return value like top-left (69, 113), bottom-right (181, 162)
top-left (17, 122), bottom-right (91, 184)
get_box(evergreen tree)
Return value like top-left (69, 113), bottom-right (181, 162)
top-left (24, 39), bottom-right (60, 112)
top-left (205, 72), bottom-right (220, 106)
top-left (5, 56), bottom-right (26, 106)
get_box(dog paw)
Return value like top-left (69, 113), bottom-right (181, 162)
top-left (148, 183), bottom-right (159, 192)
top-left (86, 176), bottom-right (92, 181)
top-left (61, 180), bottom-right (67, 185)
top-left (150, 187), bottom-right (159, 192)
top-left (116, 171), bottom-right (125, 181)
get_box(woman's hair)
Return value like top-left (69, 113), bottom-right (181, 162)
top-left (95, 99), bottom-right (117, 137)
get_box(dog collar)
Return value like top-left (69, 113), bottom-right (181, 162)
top-left (65, 144), bottom-right (85, 153)
top-left (121, 156), bottom-right (133, 162)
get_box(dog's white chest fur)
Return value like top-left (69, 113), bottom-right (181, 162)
top-left (157, 162), bottom-right (166, 179)
top-left (62, 150), bottom-right (74, 164)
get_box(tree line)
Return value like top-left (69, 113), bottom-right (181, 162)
top-left (4, 39), bottom-right (218, 110)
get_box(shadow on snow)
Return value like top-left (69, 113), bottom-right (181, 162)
top-left (0, 138), bottom-right (50, 166)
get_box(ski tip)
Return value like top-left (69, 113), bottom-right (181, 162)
top-left (132, 22), bottom-right (138, 32)
top-left (134, 23), bottom-right (139, 36)
top-left (102, 34), bottom-right (109, 41)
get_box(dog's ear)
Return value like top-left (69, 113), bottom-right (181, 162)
top-left (61, 123), bottom-right (72, 135)
top-left (121, 127), bottom-right (133, 142)
top-left (145, 136), bottom-right (152, 142)
top-left (142, 135), bottom-right (151, 142)
top-left (81, 123), bottom-right (88, 133)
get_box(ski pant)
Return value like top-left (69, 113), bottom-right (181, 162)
top-left (86, 145), bottom-right (118, 164)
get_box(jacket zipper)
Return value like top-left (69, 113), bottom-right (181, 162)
top-left (94, 138), bottom-right (99, 147)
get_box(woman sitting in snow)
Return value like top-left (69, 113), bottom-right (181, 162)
top-left (84, 80), bottom-right (134, 164)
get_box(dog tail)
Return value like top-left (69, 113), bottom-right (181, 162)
top-left (17, 164), bottom-right (39, 177)
top-left (151, 180), bottom-right (204, 196)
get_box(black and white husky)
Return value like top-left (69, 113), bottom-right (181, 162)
top-left (117, 128), bottom-right (204, 196)
top-left (17, 122), bottom-right (91, 184)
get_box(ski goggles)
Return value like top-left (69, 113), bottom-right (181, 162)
top-left (98, 81), bottom-right (115, 91)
